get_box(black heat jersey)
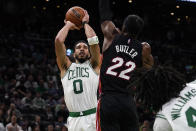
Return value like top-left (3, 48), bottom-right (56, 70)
top-left (100, 34), bottom-right (142, 94)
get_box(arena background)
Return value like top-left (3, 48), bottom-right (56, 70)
top-left (0, 0), bottom-right (196, 130)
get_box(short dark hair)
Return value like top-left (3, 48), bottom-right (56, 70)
top-left (128, 65), bottom-right (186, 112)
top-left (122, 15), bottom-right (144, 38)
top-left (73, 40), bottom-right (89, 52)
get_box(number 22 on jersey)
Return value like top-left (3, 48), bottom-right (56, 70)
top-left (106, 57), bottom-right (136, 80)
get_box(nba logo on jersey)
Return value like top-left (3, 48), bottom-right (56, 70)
top-left (128, 38), bottom-right (131, 44)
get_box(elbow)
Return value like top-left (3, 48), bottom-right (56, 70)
top-left (55, 36), bottom-right (64, 45)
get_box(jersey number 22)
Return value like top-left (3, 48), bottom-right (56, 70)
top-left (106, 57), bottom-right (136, 80)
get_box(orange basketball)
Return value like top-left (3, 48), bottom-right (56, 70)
top-left (65, 6), bottom-right (85, 28)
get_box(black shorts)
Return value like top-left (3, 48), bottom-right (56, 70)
top-left (96, 93), bottom-right (139, 131)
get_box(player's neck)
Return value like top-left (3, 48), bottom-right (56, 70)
top-left (75, 60), bottom-right (87, 64)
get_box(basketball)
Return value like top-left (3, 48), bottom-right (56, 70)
top-left (65, 6), bottom-right (85, 28)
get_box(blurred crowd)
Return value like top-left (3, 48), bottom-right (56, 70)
top-left (0, 31), bottom-right (69, 130)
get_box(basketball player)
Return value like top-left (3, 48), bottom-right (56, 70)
top-left (97, 0), bottom-right (154, 131)
top-left (128, 66), bottom-right (196, 131)
top-left (55, 10), bottom-right (101, 131)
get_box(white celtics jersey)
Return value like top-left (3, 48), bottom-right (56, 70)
top-left (61, 61), bottom-right (99, 112)
top-left (156, 80), bottom-right (196, 131)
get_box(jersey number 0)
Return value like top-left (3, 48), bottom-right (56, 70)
top-left (73, 79), bottom-right (83, 94)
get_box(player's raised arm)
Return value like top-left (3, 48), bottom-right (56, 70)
top-left (141, 42), bottom-right (154, 69)
top-left (55, 21), bottom-right (79, 77)
top-left (82, 10), bottom-right (101, 73)
top-left (99, 0), bottom-right (120, 52)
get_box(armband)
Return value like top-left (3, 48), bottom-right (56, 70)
top-left (87, 36), bottom-right (99, 45)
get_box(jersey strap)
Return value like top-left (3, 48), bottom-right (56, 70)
top-left (69, 107), bottom-right (96, 117)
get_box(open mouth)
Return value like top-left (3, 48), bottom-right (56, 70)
top-left (79, 52), bottom-right (85, 56)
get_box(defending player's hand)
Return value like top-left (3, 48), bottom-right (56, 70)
top-left (64, 20), bottom-right (80, 30)
top-left (82, 10), bottom-right (89, 24)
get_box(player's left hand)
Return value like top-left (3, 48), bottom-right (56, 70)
top-left (82, 10), bottom-right (89, 23)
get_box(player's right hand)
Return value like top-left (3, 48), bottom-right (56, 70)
top-left (64, 20), bottom-right (80, 30)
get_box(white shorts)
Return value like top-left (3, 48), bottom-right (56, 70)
top-left (67, 113), bottom-right (96, 131)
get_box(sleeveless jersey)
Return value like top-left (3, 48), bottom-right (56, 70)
top-left (156, 80), bottom-right (196, 131)
top-left (61, 61), bottom-right (99, 112)
top-left (100, 34), bottom-right (142, 93)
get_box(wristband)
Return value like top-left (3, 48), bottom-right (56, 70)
top-left (82, 21), bottom-right (88, 27)
top-left (87, 36), bottom-right (99, 45)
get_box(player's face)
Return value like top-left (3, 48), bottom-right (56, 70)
top-left (74, 42), bottom-right (90, 63)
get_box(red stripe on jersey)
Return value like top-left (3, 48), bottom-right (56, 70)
top-left (98, 54), bottom-right (103, 95)
top-left (98, 77), bottom-right (102, 95)
top-left (96, 54), bottom-right (103, 131)
top-left (96, 99), bottom-right (101, 131)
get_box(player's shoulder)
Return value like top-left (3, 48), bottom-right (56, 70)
top-left (180, 82), bottom-right (196, 95)
top-left (153, 116), bottom-right (172, 131)
top-left (156, 111), bottom-right (167, 120)
top-left (188, 79), bottom-right (196, 85)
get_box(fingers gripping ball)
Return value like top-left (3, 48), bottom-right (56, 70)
top-left (66, 6), bottom-right (85, 28)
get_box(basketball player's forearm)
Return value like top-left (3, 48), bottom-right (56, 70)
top-left (99, 0), bottom-right (113, 23)
top-left (83, 24), bottom-right (96, 38)
top-left (90, 45), bottom-right (101, 68)
top-left (84, 24), bottom-right (100, 68)
top-left (55, 24), bottom-right (71, 44)
top-left (55, 24), bottom-right (72, 70)
top-left (55, 26), bottom-right (68, 59)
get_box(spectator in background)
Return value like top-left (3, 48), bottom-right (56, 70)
top-left (47, 124), bottom-right (54, 131)
top-left (20, 119), bottom-right (31, 131)
top-left (46, 106), bottom-right (54, 121)
top-left (32, 115), bottom-right (45, 131)
top-left (47, 81), bottom-right (58, 97)
top-left (55, 97), bottom-right (65, 110)
top-left (6, 115), bottom-right (22, 131)
top-left (0, 109), bottom-right (6, 126)
top-left (33, 125), bottom-right (40, 131)
top-left (56, 104), bottom-right (69, 123)
top-left (140, 120), bottom-right (152, 131)
top-left (6, 103), bottom-right (22, 123)
top-left (0, 108), bottom-right (5, 131)
top-left (0, 122), bottom-right (5, 131)
top-left (24, 74), bottom-right (35, 89)
top-left (61, 125), bottom-right (68, 131)
top-left (21, 91), bottom-right (33, 109)
top-left (55, 116), bottom-right (65, 129)
top-left (45, 95), bottom-right (57, 109)
top-left (32, 92), bottom-right (46, 110)
top-left (55, 125), bottom-right (61, 131)
top-left (36, 79), bottom-right (48, 95)
top-left (10, 91), bottom-right (22, 109)
top-left (141, 127), bottom-right (148, 131)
